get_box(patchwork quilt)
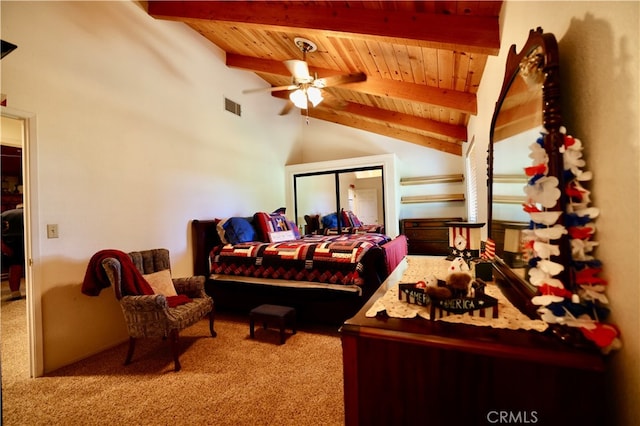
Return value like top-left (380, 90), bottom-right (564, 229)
top-left (209, 233), bottom-right (391, 286)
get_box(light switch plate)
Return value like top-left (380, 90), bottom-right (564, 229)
top-left (47, 224), bottom-right (59, 239)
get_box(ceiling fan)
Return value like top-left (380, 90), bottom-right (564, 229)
top-left (242, 37), bottom-right (367, 115)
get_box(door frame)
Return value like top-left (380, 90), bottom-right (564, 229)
top-left (2, 106), bottom-right (42, 377)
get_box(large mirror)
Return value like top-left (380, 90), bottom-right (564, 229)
top-left (293, 167), bottom-right (385, 234)
top-left (488, 28), bottom-right (572, 317)
top-left (285, 154), bottom-right (398, 237)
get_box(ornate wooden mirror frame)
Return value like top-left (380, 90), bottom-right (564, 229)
top-left (488, 28), bottom-right (571, 319)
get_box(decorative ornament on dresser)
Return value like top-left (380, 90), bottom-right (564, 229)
top-left (523, 128), bottom-right (621, 353)
top-left (487, 27), bottom-right (620, 354)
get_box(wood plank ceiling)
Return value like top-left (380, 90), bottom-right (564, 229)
top-left (147, 1), bottom-right (503, 156)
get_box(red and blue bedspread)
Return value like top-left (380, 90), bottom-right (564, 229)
top-left (209, 233), bottom-right (391, 286)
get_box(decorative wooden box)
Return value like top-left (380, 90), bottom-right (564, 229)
top-left (398, 283), bottom-right (431, 306)
top-left (430, 294), bottom-right (499, 319)
top-left (471, 259), bottom-right (493, 281)
top-left (446, 221), bottom-right (485, 260)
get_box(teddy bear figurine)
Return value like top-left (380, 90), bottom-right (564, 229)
top-left (445, 272), bottom-right (473, 298)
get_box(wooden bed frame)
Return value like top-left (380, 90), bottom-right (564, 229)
top-left (191, 219), bottom-right (408, 325)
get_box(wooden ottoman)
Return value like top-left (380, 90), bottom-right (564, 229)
top-left (249, 304), bottom-right (296, 345)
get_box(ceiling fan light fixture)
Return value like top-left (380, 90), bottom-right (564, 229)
top-left (289, 89), bottom-right (308, 109)
top-left (289, 86), bottom-right (324, 109)
top-left (307, 86), bottom-right (323, 107)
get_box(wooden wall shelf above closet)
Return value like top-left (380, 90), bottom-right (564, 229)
top-left (400, 174), bottom-right (464, 186)
top-left (401, 194), bottom-right (465, 204)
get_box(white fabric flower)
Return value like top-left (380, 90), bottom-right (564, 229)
top-left (571, 239), bottom-right (599, 260)
top-left (579, 285), bottom-right (609, 303)
top-left (574, 170), bottom-right (593, 181)
top-left (533, 225), bottom-right (568, 240)
top-left (532, 294), bottom-right (565, 306)
top-left (524, 176), bottom-right (561, 208)
top-left (537, 259), bottom-right (565, 276)
top-left (537, 307), bottom-right (564, 324)
top-left (533, 241), bottom-right (560, 258)
top-left (564, 148), bottom-right (586, 171)
top-left (529, 211), bottom-right (562, 225)
top-left (528, 142), bottom-right (548, 165)
top-left (528, 268), bottom-right (564, 288)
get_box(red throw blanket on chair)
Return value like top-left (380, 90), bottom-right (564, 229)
top-left (82, 249), bottom-right (154, 297)
top-left (82, 249), bottom-right (191, 307)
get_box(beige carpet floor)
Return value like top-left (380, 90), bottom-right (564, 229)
top-left (1, 284), bottom-right (345, 425)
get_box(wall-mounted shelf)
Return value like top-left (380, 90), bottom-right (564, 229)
top-left (493, 174), bottom-right (528, 184)
top-left (493, 195), bottom-right (526, 204)
top-left (401, 194), bottom-right (465, 204)
top-left (400, 174), bottom-right (464, 186)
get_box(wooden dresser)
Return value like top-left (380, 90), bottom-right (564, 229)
top-left (340, 258), bottom-right (607, 426)
top-left (399, 217), bottom-right (462, 255)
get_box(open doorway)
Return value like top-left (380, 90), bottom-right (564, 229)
top-left (1, 116), bottom-right (25, 301)
top-left (2, 142), bottom-right (25, 296)
top-left (1, 113), bottom-right (33, 379)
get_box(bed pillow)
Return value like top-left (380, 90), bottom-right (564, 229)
top-left (143, 269), bottom-right (178, 297)
top-left (223, 217), bottom-right (257, 244)
top-left (341, 210), bottom-right (351, 227)
top-left (343, 210), bottom-right (363, 228)
top-left (287, 220), bottom-right (301, 239)
top-left (321, 212), bottom-right (339, 229)
top-left (254, 212), bottom-right (290, 242)
top-left (216, 218), bottom-right (229, 244)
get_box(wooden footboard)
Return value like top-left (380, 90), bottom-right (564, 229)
top-left (382, 234), bottom-right (408, 275)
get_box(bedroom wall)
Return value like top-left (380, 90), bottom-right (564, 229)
top-left (467, 2), bottom-right (639, 424)
top-left (1, 1), bottom-right (302, 373)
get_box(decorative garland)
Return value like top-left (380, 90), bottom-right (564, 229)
top-left (521, 127), bottom-right (621, 354)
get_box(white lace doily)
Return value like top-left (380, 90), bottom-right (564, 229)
top-left (366, 256), bottom-right (548, 332)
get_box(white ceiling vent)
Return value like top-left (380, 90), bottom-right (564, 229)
top-left (224, 97), bottom-right (241, 116)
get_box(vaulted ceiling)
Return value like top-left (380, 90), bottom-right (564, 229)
top-left (147, 1), bottom-right (503, 156)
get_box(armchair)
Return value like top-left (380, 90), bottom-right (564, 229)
top-left (100, 248), bottom-right (216, 371)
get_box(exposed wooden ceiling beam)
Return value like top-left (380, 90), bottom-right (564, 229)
top-left (228, 54), bottom-right (477, 114)
top-left (305, 108), bottom-right (463, 156)
top-left (269, 91), bottom-right (466, 142)
top-left (227, 54), bottom-right (293, 77)
top-left (337, 102), bottom-right (468, 142)
top-left (493, 97), bottom-right (542, 142)
top-left (148, 1), bottom-right (501, 55)
top-left (340, 78), bottom-right (477, 115)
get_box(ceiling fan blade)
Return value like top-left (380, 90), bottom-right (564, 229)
top-left (284, 59), bottom-right (311, 80)
top-left (315, 72), bottom-right (367, 88)
top-left (279, 101), bottom-right (295, 116)
top-left (243, 84), bottom-right (298, 94)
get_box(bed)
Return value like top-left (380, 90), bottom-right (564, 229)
top-left (191, 212), bottom-right (407, 325)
